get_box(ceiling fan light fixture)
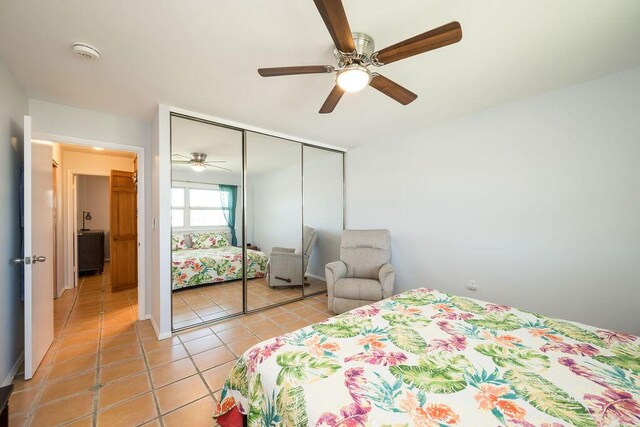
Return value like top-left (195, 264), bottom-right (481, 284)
top-left (336, 64), bottom-right (370, 93)
top-left (190, 163), bottom-right (206, 172)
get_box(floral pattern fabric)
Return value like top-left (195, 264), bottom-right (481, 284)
top-left (171, 234), bottom-right (189, 251)
top-left (171, 246), bottom-right (267, 290)
top-left (215, 288), bottom-right (640, 427)
top-left (190, 232), bottom-right (230, 249)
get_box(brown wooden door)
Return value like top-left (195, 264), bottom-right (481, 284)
top-left (110, 170), bottom-right (137, 291)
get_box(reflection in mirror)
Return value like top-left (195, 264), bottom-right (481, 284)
top-left (303, 146), bottom-right (344, 296)
top-left (246, 132), bottom-right (303, 311)
top-left (170, 116), bottom-right (245, 330)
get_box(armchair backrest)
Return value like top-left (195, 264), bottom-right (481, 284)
top-left (340, 229), bottom-right (391, 279)
top-left (295, 226), bottom-right (317, 258)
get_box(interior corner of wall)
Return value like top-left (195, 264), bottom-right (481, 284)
top-left (149, 314), bottom-right (171, 340)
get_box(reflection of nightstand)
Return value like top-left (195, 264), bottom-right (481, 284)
top-left (246, 244), bottom-right (260, 251)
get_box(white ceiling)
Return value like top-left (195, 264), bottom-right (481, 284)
top-left (58, 143), bottom-right (135, 159)
top-left (1, 0), bottom-right (639, 149)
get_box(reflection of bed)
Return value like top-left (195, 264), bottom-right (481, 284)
top-left (171, 234), bottom-right (268, 290)
top-left (214, 288), bottom-right (640, 426)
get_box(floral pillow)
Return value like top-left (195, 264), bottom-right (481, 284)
top-left (171, 234), bottom-right (191, 251)
top-left (191, 232), bottom-right (230, 249)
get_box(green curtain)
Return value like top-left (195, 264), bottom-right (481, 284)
top-left (218, 184), bottom-right (238, 246)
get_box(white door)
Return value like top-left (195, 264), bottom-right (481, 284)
top-left (22, 116), bottom-right (54, 379)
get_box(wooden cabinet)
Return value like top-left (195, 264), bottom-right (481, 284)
top-left (78, 230), bottom-right (104, 274)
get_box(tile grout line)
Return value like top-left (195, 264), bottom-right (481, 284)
top-left (17, 272), bottom-right (329, 426)
top-left (20, 274), bottom-right (86, 427)
top-left (91, 271), bottom-right (106, 427)
top-left (136, 314), bottom-right (166, 427)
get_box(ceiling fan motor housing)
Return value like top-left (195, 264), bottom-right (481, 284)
top-left (334, 32), bottom-right (375, 66)
top-left (190, 152), bottom-right (207, 162)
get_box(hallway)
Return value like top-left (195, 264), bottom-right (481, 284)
top-left (9, 263), bottom-right (331, 426)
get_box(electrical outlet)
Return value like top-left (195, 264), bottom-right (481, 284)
top-left (467, 280), bottom-right (477, 291)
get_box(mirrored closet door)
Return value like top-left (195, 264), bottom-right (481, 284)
top-left (171, 115), bottom-right (245, 329)
top-left (169, 113), bottom-right (345, 331)
top-left (302, 145), bottom-right (344, 297)
top-left (245, 132), bottom-right (304, 311)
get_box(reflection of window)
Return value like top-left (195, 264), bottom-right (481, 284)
top-left (171, 185), bottom-right (228, 228)
top-left (171, 188), bottom-right (185, 227)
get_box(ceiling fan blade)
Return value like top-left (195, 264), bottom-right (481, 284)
top-left (319, 85), bottom-right (345, 114)
top-left (374, 21), bottom-right (462, 65)
top-left (171, 154), bottom-right (190, 159)
top-left (171, 160), bottom-right (190, 165)
top-left (208, 164), bottom-right (233, 172)
top-left (313, 0), bottom-right (355, 53)
top-left (258, 65), bottom-right (334, 77)
top-left (369, 74), bottom-right (417, 105)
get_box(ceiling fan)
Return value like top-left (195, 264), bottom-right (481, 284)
top-left (171, 153), bottom-right (231, 172)
top-left (257, 0), bottom-right (462, 113)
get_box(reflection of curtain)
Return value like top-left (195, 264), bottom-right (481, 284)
top-left (219, 185), bottom-right (238, 246)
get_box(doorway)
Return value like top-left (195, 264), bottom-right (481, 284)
top-left (52, 141), bottom-right (146, 320)
top-left (22, 120), bottom-right (148, 380)
top-left (63, 148), bottom-right (138, 294)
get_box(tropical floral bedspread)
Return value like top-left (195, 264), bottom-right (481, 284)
top-left (171, 247), bottom-right (268, 290)
top-left (215, 288), bottom-right (640, 426)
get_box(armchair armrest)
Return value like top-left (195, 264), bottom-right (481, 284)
top-left (325, 261), bottom-right (347, 283)
top-left (271, 247), bottom-right (295, 254)
top-left (378, 263), bottom-right (395, 299)
top-left (325, 260), bottom-right (347, 305)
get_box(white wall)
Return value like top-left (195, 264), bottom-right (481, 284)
top-left (152, 105), bottom-right (172, 338)
top-left (77, 175), bottom-right (111, 258)
top-left (250, 162), bottom-right (302, 256)
top-left (0, 57), bottom-right (27, 385)
top-left (29, 100), bottom-right (152, 321)
top-left (346, 66), bottom-right (640, 335)
top-left (303, 148), bottom-right (344, 278)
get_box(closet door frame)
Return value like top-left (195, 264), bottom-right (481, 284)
top-left (169, 112), bottom-right (345, 331)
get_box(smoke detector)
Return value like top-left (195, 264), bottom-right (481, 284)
top-left (72, 43), bottom-right (100, 60)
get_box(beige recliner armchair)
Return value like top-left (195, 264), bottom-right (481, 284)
top-left (267, 226), bottom-right (317, 287)
top-left (325, 229), bottom-right (395, 314)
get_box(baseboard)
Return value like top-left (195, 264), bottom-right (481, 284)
top-left (150, 315), bottom-right (172, 340)
top-left (307, 273), bottom-right (325, 281)
top-left (56, 288), bottom-right (66, 298)
top-left (2, 351), bottom-right (24, 387)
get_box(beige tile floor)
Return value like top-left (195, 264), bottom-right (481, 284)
top-left (172, 276), bottom-right (327, 329)
top-left (9, 263), bottom-right (332, 427)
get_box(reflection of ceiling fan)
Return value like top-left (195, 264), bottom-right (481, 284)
top-left (171, 153), bottom-right (231, 172)
top-left (257, 0), bottom-right (462, 113)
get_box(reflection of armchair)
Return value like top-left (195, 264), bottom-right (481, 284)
top-left (326, 229), bottom-right (394, 314)
top-left (267, 226), bottom-right (317, 287)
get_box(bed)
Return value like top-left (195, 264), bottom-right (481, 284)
top-left (214, 288), bottom-right (640, 426)
top-left (171, 232), bottom-right (268, 290)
